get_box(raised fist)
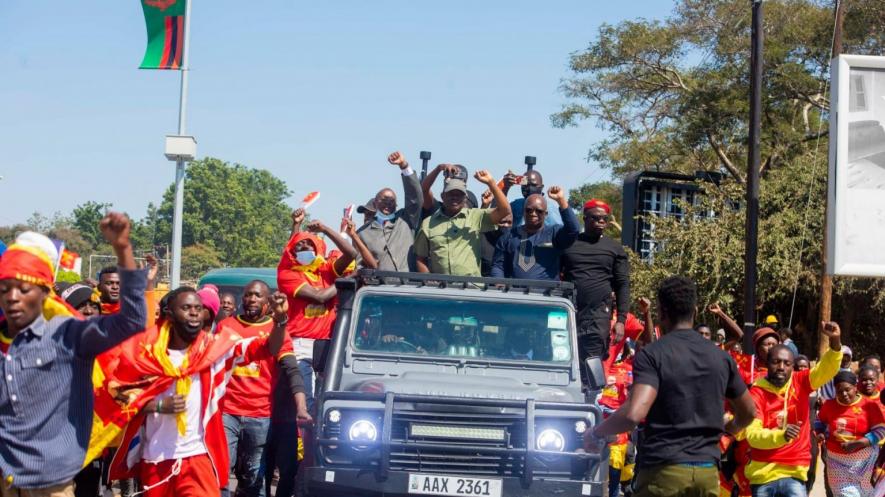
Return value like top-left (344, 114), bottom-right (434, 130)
top-left (306, 220), bottom-right (326, 234)
top-left (270, 292), bottom-right (289, 322)
top-left (547, 186), bottom-right (565, 202)
top-left (100, 212), bottom-right (132, 250)
top-left (821, 321), bottom-right (841, 339)
top-left (481, 190), bottom-right (493, 208)
top-left (474, 169), bottom-right (494, 186)
top-left (637, 297), bottom-right (651, 314)
top-left (291, 208), bottom-right (306, 226)
top-left (387, 151), bottom-right (408, 169)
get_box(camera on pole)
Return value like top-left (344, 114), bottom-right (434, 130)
top-left (524, 155), bottom-right (536, 172)
top-left (420, 150), bottom-right (432, 181)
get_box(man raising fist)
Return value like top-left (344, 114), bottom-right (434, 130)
top-left (490, 185), bottom-right (580, 280)
top-left (0, 213), bottom-right (147, 495)
top-left (415, 168), bottom-right (512, 276)
top-left (353, 150), bottom-right (423, 271)
top-left (743, 321), bottom-right (845, 497)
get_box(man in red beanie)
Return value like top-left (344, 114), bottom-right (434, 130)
top-left (561, 199), bottom-right (630, 388)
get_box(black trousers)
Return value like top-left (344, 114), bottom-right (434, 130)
top-left (577, 300), bottom-right (614, 387)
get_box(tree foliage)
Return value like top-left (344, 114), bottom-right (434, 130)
top-left (0, 158), bottom-right (293, 284)
top-left (180, 243), bottom-right (223, 282)
top-left (154, 157), bottom-right (292, 268)
top-left (556, 0), bottom-right (885, 357)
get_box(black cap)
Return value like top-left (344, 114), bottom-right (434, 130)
top-left (59, 282), bottom-right (96, 310)
top-left (356, 198), bottom-right (377, 214)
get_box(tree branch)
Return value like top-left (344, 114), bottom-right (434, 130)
top-left (707, 133), bottom-right (745, 183)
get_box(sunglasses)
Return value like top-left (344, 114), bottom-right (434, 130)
top-left (524, 208), bottom-right (546, 215)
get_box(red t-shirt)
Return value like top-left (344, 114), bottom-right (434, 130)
top-left (277, 258), bottom-right (343, 340)
top-left (817, 396), bottom-right (885, 454)
top-left (599, 357), bottom-right (633, 411)
top-left (219, 315), bottom-right (280, 418)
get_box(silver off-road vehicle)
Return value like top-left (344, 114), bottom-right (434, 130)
top-left (303, 270), bottom-right (608, 497)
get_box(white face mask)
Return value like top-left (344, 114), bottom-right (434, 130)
top-left (295, 250), bottom-right (316, 266)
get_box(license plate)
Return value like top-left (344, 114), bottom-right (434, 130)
top-left (408, 474), bottom-right (502, 497)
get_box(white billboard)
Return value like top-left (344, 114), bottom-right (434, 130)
top-left (828, 55), bottom-right (885, 277)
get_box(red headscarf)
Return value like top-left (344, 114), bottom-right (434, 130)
top-left (278, 231), bottom-right (328, 271)
top-left (0, 241), bottom-right (80, 321)
top-left (583, 199), bottom-right (612, 214)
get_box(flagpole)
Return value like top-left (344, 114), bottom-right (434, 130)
top-left (170, 0), bottom-right (193, 289)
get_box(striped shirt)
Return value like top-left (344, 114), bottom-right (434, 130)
top-left (0, 267), bottom-right (147, 489)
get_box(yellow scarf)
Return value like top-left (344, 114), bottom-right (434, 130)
top-left (152, 321), bottom-right (191, 436)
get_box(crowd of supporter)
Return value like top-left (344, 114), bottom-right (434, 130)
top-left (0, 151), bottom-right (882, 497)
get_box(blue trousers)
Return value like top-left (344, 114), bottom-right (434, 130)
top-left (751, 478), bottom-right (807, 497)
top-left (222, 413), bottom-right (270, 497)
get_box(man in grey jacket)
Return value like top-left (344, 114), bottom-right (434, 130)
top-left (356, 150), bottom-right (423, 272)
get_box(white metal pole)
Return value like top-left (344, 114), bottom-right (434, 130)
top-left (170, 0), bottom-right (193, 288)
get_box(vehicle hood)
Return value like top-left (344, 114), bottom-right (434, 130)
top-left (348, 371), bottom-right (580, 403)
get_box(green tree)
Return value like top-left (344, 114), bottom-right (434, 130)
top-left (72, 202), bottom-right (112, 248)
top-left (180, 243), bottom-right (223, 282)
top-left (155, 158), bottom-right (292, 268)
top-left (555, 0), bottom-right (885, 357)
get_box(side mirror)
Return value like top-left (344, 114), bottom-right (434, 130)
top-left (584, 358), bottom-right (606, 390)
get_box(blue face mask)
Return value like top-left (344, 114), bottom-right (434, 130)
top-left (295, 250), bottom-right (316, 266)
top-left (376, 212), bottom-right (396, 223)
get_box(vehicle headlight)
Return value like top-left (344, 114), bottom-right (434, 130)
top-left (536, 429), bottom-right (565, 452)
top-left (348, 420), bottom-right (378, 443)
top-left (574, 420), bottom-right (588, 434)
top-left (327, 409), bottom-right (342, 423)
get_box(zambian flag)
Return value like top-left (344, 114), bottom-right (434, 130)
top-left (139, 0), bottom-right (187, 69)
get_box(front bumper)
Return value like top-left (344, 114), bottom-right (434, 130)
top-left (307, 466), bottom-right (607, 497)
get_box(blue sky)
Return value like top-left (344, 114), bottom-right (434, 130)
top-left (0, 0), bottom-right (672, 229)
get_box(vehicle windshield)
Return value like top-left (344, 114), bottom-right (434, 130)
top-left (352, 294), bottom-right (572, 364)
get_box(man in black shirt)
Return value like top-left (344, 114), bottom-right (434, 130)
top-left (561, 199), bottom-right (629, 383)
top-left (589, 276), bottom-right (756, 497)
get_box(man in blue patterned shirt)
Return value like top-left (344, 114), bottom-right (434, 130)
top-left (0, 212), bottom-right (146, 496)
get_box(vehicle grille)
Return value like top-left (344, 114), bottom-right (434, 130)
top-left (388, 409), bottom-right (568, 477)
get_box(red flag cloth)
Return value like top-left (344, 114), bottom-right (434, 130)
top-left (90, 322), bottom-right (278, 485)
top-left (59, 249), bottom-right (80, 271)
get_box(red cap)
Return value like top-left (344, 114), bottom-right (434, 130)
top-left (583, 199), bottom-right (611, 214)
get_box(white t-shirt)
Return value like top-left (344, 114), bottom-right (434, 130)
top-left (142, 349), bottom-right (207, 463)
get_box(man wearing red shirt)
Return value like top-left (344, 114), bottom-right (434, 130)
top-left (219, 281), bottom-right (309, 497)
top-left (743, 322), bottom-right (843, 497)
top-left (276, 220), bottom-right (356, 405)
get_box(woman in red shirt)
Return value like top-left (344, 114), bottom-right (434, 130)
top-left (816, 371), bottom-right (885, 497)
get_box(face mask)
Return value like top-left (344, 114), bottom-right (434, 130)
top-left (522, 185), bottom-right (543, 198)
top-left (295, 250), bottom-right (317, 266)
top-left (376, 212), bottom-right (396, 223)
